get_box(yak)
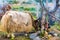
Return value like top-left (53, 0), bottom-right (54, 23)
top-left (0, 11), bottom-right (38, 33)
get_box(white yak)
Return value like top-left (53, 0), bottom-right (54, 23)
top-left (0, 11), bottom-right (34, 33)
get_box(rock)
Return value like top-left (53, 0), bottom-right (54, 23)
top-left (48, 31), bottom-right (58, 37)
top-left (33, 36), bottom-right (41, 40)
top-left (30, 33), bottom-right (37, 39)
top-left (29, 31), bottom-right (40, 39)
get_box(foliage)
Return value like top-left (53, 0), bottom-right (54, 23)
top-left (10, 36), bottom-right (30, 40)
top-left (12, 6), bottom-right (36, 11)
top-left (39, 30), bottom-right (45, 37)
top-left (51, 22), bottom-right (60, 31)
top-left (8, 0), bottom-right (19, 4)
top-left (54, 22), bottom-right (60, 31)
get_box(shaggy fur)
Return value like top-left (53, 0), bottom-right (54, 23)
top-left (0, 11), bottom-right (34, 33)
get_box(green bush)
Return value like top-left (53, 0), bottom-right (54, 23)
top-left (52, 22), bottom-right (60, 31)
top-left (24, 8), bottom-right (30, 11)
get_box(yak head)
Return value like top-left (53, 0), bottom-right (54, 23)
top-left (33, 17), bottom-right (41, 31)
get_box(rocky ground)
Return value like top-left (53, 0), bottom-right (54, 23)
top-left (0, 27), bottom-right (60, 40)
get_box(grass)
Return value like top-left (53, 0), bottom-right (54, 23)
top-left (51, 22), bottom-right (60, 31)
top-left (9, 36), bottom-right (30, 40)
top-left (14, 36), bottom-right (30, 40)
